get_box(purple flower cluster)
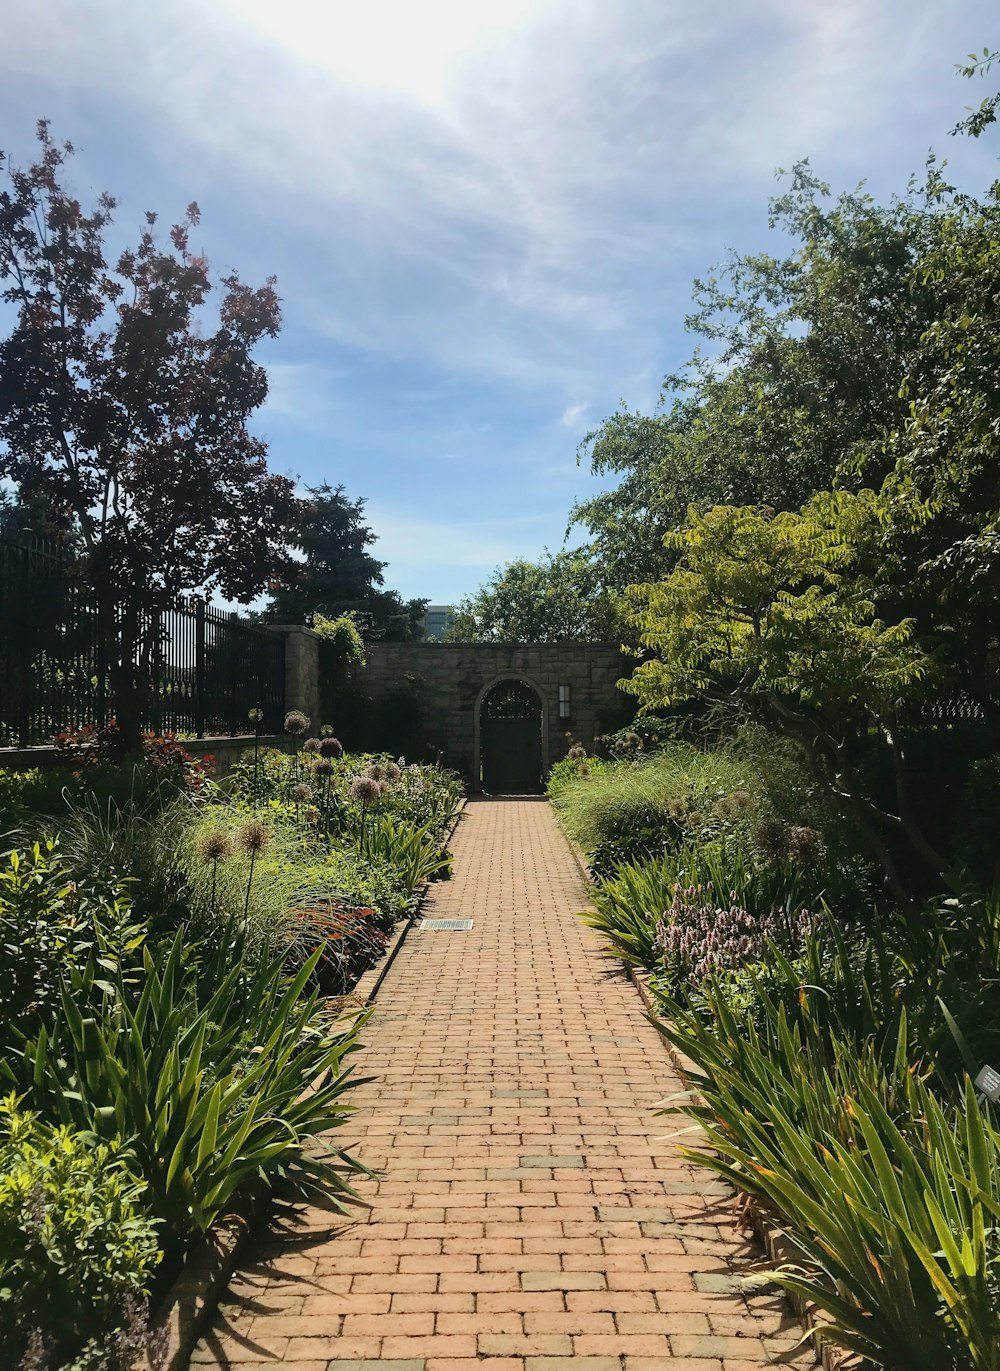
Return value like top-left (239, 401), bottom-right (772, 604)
top-left (655, 884), bottom-right (812, 984)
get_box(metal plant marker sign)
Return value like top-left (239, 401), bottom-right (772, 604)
top-left (975, 1064), bottom-right (1000, 1102)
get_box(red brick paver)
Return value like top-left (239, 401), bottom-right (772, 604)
top-left (193, 799), bottom-right (810, 1370)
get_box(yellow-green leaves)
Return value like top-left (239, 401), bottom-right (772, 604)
top-left (622, 492), bottom-right (935, 719)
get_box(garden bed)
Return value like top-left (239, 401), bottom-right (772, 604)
top-left (0, 728), bottom-right (463, 1371)
top-left (552, 733), bottom-right (1000, 1371)
top-left (135, 794), bottom-right (467, 1371)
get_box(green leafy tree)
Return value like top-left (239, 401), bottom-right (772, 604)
top-left (951, 48), bottom-right (999, 139)
top-left (263, 483), bottom-right (426, 641)
top-left (863, 179), bottom-right (1000, 702)
top-left (449, 549), bottom-right (619, 643)
top-left (623, 495), bottom-right (943, 904)
top-left (573, 165), bottom-right (945, 589)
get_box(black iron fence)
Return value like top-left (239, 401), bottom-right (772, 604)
top-left (0, 533), bottom-right (286, 747)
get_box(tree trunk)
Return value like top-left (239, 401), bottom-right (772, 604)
top-left (106, 605), bottom-right (148, 759)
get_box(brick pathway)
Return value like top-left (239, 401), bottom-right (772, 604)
top-left (194, 799), bottom-right (810, 1371)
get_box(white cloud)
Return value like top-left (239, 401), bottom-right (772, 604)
top-left (560, 403), bottom-right (588, 431)
top-left (2, 0), bottom-right (994, 427)
top-left (261, 361), bottom-right (343, 428)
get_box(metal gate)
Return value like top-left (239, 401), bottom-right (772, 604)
top-left (480, 679), bottom-right (543, 794)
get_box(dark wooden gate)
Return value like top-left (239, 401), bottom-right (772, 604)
top-left (480, 679), bottom-right (543, 794)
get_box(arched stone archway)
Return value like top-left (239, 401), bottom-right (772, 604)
top-left (475, 675), bottom-right (547, 794)
top-left (343, 642), bottom-right (629, 787)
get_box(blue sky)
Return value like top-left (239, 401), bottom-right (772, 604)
top-left (2, 1), bottom-right (996, 603)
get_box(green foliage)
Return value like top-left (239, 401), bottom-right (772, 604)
top-left (0, 759), bottom-right (201, 837)
top-left (640, 876), bottom-right (1000, 1370)
top-left (657, 988), bottom-right (1000, 1370)
top-left (581, 855), bottom-right (674, 967)
top-left (7, 932), bottom-right (368, 1247)
top-left (573, 158), bottom-right (1000, 899)
top-left (360, 816), bottom-right (451, 895)
top-left (0, 1097), bottom-right (159, 1369)
top-left (0, 842), bottom-right (145, 1047)
top-left (868, 179), bottom-right (1000, 683)
top-left (313, 611), bottom-right (366, 667)
top-left (625, 494), bottom-right (931, 717)
top-left (180, 805), bottom-right (409, 943)
top-left (572, 165), bottom-right (945, 591)
top-left (546, 754), bottom-right (608, 801)
top-left (0, 735), bottom-right (457, 1342)
top-left (45, 788), bottom-right (196, 933)
top-left (448, 549), bottom-right (620, 643)
top-left (622, 495), bottom-right (947, 897)
top-left (583, 844), bottom-right (823, 977)
top-left (552, 742), bottom-right (753, 856)
top-left (601, 716), bottom-right (679, 753)
top-left (954, 755), bottom-right (1000, 883)
top-left (952, 48), bottom-right (999, 139)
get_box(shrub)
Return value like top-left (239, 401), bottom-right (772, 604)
top-left (601, 716), bottom-right (677, 754)
top-left (0, 1097), bottom-right (159, 1370)
top-left (547, 754), bottom-right (608, 800)
top-left (0, 768), bottom-right (87, 833)
top-left (0, 841), bottom-right (145, 1049)
top-left (8, 931), bottom-right (369, 1252)
top-left (284, 903), bottom-right (391, 996)
top-left (653, 883), bottom-right (812, 997)
top-left (226, 749), bottom-right (462, 842)
top-left (552, 730), bottom-right (874, 900)
top-left (181, 806), bottom-right (413, 937)
top-left (0, 752), bottom-right (205, 842)
top-left (53, 723), bottom-right (211, 795)
top-left (43, 788), bottom-right (197, 933)
top-left (581, 852), bottom-right (680, 967)
top-left (552, 743), bottom-right (735, 845)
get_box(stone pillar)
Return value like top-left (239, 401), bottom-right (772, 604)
top-left (270, 625), bottom-right (322, 732)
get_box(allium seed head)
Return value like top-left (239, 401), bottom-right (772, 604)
top-left (786, 825), bottom-right (827, 865)
top-left (567, 744), bottom-right (587, 761)
top-left (196, 828), bottom-right (232, 863)
top-left (366, 762), bottom-right (387, 782)
top-left (284, 710), bottom-right (310, 736)
top-left (385, 761), bottom-right (402, 782)
top-left (314, 759), bottom-right (334, 777)
top-left (351, 776), bottom-right (381, 805)
top-left (320, 736), bottom-right (344, 758)
top-left (304, 737), bottom-right (322, 753)
top-left (754, 816), bottom-right (789, 861)
top-left (237, 818), bottom-right (271, 856)
top-left (291, 782), bottom-right (313, 803)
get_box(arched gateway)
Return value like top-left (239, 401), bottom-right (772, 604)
top-left (316, 641), bottom-right (628, 791)
top-left (477, 677), bottom-right (545, 794)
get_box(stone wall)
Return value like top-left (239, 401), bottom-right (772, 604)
top-left (356, 642), bottom-right (631, 789)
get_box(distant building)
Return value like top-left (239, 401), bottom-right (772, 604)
top-left (422, 605), bottom-right (456, 641)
